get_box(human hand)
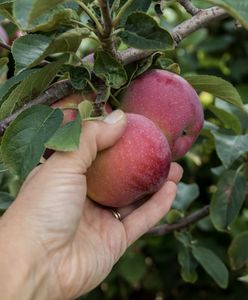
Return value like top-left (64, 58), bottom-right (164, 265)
top-left (0, 110), bottom-right (183, 300)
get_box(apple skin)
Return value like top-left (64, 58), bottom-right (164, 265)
top-left (120, 69), bottom-right (204, 160)
top-left (86, 113), bottom-right (172, 207)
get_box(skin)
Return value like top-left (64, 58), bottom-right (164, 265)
top-left (0, 110), bottom-right (183, 300)
top-left (121, 69), bottom-right (204, 160)
top-left (87, 113), bottom-right (172, 207)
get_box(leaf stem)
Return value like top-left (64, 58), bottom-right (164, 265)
top-left (75, 0), bottom-right (105, 36)
top-left (112, 0), bottom-right (134, 27)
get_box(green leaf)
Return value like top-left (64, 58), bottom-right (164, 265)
top-left (30, 7), bottom-right (78, 32)
top-left (118, 0), bottom-right (152, 26)
top-left (228, 231), bottom-right (248, 270)
top-left (12, 34), bottom-right (52, 73)
top-left (192, 246), bottom-right (229, 288)
top-left (212, 132), bottom-right (248, 168)
top-left (1, 105), bottom-right (63, 179)
top-left (118, 251), bottom-right (147, 284)
top-left (210, 170), bottom-right (247, 231)
top-left (166, 209), bottom-right (184, 224)
top-left (28, 0), bottom-right (67, 23)
top-left (238, 274), bottom-right (248, 283)
top-left (173, 183), bottom-right (200, 211)
top-left (0, 56), bottom-right (68, 119)
top-left (155, 56), bottom-right (181, 74)
top-left (0, 57), bottom-right (8, 68)
top-left (118, 12), bottom-right (174, 50)
top-left (0, 58), bottom-right (9, 90)
top-left (13, 0), bottom-right (67, 29)
top-left (94, 50), bottom-right (127, 88)
top-left (204, 0), bottom-right (248, 30)
top-left (0, 69), bottom-right (37, 107)
top-left (0, 191), bottom-right (14, 214)
top-left (208, 105), bottom-right (242, 134)
top-left (12, 29), bottom-right (89, 73)
top-left (0, 0), bottom-right (13, 5)
top-left (78, 100), bottom-right (94, 120)
top-left (178, 246), bottom-right (198, 283)
top-left (184, 75), bottom-right (243, 108)
top-left (69, 66), bottom-right (91, 90)
top-left (175, 231), bottom-right (193, 248)
top-left (46, 114), bottom-right (81, 151)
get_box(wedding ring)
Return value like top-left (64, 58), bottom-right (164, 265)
top-left (110, 208), bottom-right (122, 221)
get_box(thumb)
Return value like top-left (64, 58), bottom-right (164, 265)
top-left (46, 110), bottom-right (127, 173)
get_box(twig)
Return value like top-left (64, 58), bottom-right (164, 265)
top-left (147, 205), bottom-right (210, 236)
top-left (120, 48), bottom-right (153, 65)
top-left (98, 0), bottom-right (120, 59)
top-left (99, 0), bottom-right (113, 36)
top-left (0, 40), bottom-right (11, 51)
top-left (0, 81), bottom-right (74, 135)
top-left (172, 6), bottom-right (228, 44)
top-left (177, 0), bottom-right (201, 16)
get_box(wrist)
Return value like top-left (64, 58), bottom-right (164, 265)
top-left (0, 212), bottom-right (62, 300)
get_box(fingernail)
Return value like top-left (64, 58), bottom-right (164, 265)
top-left (103, 110), bottom-right (124, 124)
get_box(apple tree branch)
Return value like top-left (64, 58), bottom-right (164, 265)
top-left (177, 0), bottom-right (201, 16)
top-left (147, 205), bottom-right (210, 236)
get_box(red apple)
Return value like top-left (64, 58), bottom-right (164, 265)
top-left (86, 113), bottom-right (172, 207)
top-left (121, 69), bottom-right (204, 159)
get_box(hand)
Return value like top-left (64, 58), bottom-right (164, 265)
top-left (0, 110), bottom-right (183, 300)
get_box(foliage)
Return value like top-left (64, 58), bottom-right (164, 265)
top-left (0, 0), bottom-right (247, 299)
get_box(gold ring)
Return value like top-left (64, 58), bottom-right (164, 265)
top-left (110, 208), bottom-right (122, 221)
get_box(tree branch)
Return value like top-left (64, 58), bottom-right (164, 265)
top-left (172, 6), bottom-right (228, 44)
top-left (177, 0), bottom-right (201, 16)
top-left (0, 81), bottom-right (74, 135)
top-left (147, 205), bottom-right (210, 236)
